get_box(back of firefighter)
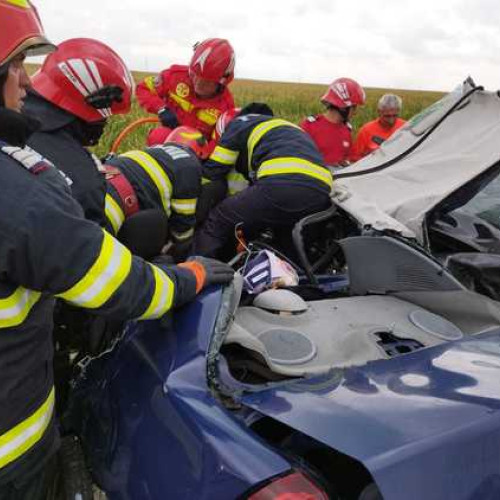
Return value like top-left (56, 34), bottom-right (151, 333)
top-left (194, 109), bottom-right (334, 258)
top-left (136, 38), bottom-right (236, 146)
top-left (0, 7), bottom-right (234, 497)
top-left (104, 136), bottom-right (203, 258)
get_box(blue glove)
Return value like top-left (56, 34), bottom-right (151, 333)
top-left (158, 107), bottom-right (179, 129)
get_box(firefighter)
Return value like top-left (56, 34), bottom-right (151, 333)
top-left (23, 39), bottom-right (206, 260)
top-left (351, 93), bottom-right (406, 160)
top-left (136, 38), bottom-right (236, 147)
top-left (194, 106), bottom-right (334, 259)
top-left (104, 126), bottom-right (209, 260)
top-left (0, 3), bottom-right (233, 497)
top-left (300, 77), bottom-right (365, 167)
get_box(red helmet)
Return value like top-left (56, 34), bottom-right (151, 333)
top-left (31, 38), bottom-right (134, 123)
top-left (321, 78), bottom-right (366, 109)
top-left (165, 126), bottom-right (212, 160)
top-left (214, 107), bottom-right (241, 141)
top-left (189, 38), bottom-right (235, 86)
top-left (0, 0), bottom-right (55, 67)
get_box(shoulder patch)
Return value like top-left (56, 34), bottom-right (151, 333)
top-left (0, 144), bottom-right (73, 185)
top-left (306, 115), bottom-right (317, 123)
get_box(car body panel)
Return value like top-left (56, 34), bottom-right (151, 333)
top-left (70, 287), bottom-right (291, 500)
top-left (239, 329), bottom-right (500, 500)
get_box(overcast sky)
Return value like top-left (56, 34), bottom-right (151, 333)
top-left (36, 0), bottom-right (500, 92)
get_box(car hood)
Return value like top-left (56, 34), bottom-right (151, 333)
top-left (240, 329), bottom-right (500, 500)
top-left (332, 78), bottom-right (500, 244)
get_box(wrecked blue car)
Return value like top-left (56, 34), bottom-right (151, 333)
top-left (65, 80), bottom-right (500, 499)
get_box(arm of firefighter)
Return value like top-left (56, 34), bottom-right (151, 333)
top-left (135, 75), bottom-right (166, 114)
top-left (103, 188), bottom-right (125, 236)
top-left (169, 161), bottom-right (200, 245)
top-left (201, 133), bottom-right (240, 183)
top-left (8, 183), bottom-right (198, 320)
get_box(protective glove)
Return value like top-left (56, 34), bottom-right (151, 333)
top-left (179, 256), bottom-right (234, 293)
top-left (158, 107), bottom-right (179, 129)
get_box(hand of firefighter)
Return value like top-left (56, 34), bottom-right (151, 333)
top-left (158, 107), bottom-right (179, 129)
top-left (179, 256), bottom-right (234, 293)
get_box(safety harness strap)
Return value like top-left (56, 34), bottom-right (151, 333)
top-left (103, 165), bottom-right (139, 217)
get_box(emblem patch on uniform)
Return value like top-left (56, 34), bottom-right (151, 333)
top-left (343, 141), bottom-right (351, 148)
top-left (176, 83), bottom-right (190, 98)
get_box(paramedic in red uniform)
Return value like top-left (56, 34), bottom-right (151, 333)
top-left (136, 38), bottom-right (236, 147)
top-left (300, 78), bottom-right (365, 167)
top-left (351, 93), bottom-right (406, 161)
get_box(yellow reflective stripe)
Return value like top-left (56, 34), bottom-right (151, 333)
top-left (57, 231), bottom-right (132, 309)
top-left (171, 228), bottom-right (195, 241)
top-left (171, 198), bottom-right (197, 215)
top-left (105, 193), bottom-right (125, 235)
top-left (201, 177), bottom-right (212, 185)
top-left (257, 158), bottom-right (334, 189)
top-left (0, 387), bottom-right (54, 469)
top-left (168, 92), bottom-right (194, 112)
top-left (122, 151), bottom-right (172, 215)
top-left (209, 146), bottom-right (239, 166)
top-left (138, 265), bottom-right (175, 319)
top-left (196, 108), bottom-right (218, 126)
top-left (0, 287), bottom-right (41, 328)
top-left (5, 0), bottom-right (30, 7)
top-left (144, 76), bottom-right (157, 93)
top-left (247, 119), bottom-right (301, 171)
top-left (227, 170), bottom-right (249, 195)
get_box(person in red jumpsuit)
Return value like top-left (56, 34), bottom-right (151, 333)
top-left (351, 93), bottom-right (406, 161)
top-left (300, 78), bottom-right (365, 167)
top-left (136, 38), bottom-right (236, 147)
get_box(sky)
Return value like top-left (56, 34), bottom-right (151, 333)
top-left (36, 0), bottom-right (500, 92)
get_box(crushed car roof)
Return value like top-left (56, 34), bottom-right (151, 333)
top-left (332, 79), bottom-right (500, 243)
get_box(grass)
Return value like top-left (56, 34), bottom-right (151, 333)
top-left (25, 65), bottom-right (445, 158)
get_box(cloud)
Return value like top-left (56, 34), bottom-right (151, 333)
top-left (35, 0), bottom-right (500, 92)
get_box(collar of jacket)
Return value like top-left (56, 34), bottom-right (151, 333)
top-left (0, 107), bottom-right (40, 147)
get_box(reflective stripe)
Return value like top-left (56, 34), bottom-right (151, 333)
top-left (209, 146), bottom-right (239, 166)
top-left (168, 92), bottom-right (194, 112)
top-left (138, 265), bottom-right (175, 319)
top-left (171, 227), bottom-right (195, 241)
top-left (171, 198), bottom-right (197, 215)
top-left (201, 177), bottom-right (211, 185)
top-left (0, 287), bottom-right (41, 328)
top-left (144, 76), bottom-right (157, 93)
top-left (57, 231), bottom-right (132, 309)
top-left (196, 108), bottom-right (218, 126)
top-left (247, 119), bottom-right (301, 171)
top-left (121, 151), bottom-right (172, 215)
top-left (105, 193), bottom-right (125, 235)
top-left (0, 387), bottom-right (55, 469)
top-left (257, 157), bottom-right (333, 189)
top-left (5, 0), bottom-right (30, 8)
top-left (227, 170), bottom-right (249, 196)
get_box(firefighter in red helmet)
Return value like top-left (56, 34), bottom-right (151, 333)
top-left (300, 77), bottom-right (365, 167)
top-left (136, 38), bottom-right (236, 147)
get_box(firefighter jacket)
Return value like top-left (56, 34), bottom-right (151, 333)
top-left (300, 114), bottom-right (353, 166)
top-left (0, 108), bottom-right (197, 485)
top-left (104, 144), bottom-right (202, 244)
top-left (202, 115), bottom-right (333, 195)
top-left (23, 91), bottom-right (107, 226)
top-left (136, 65), bottom-right (235, 138)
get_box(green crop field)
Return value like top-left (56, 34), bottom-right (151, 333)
top-left (25, 65), bottom-right (445, 158)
